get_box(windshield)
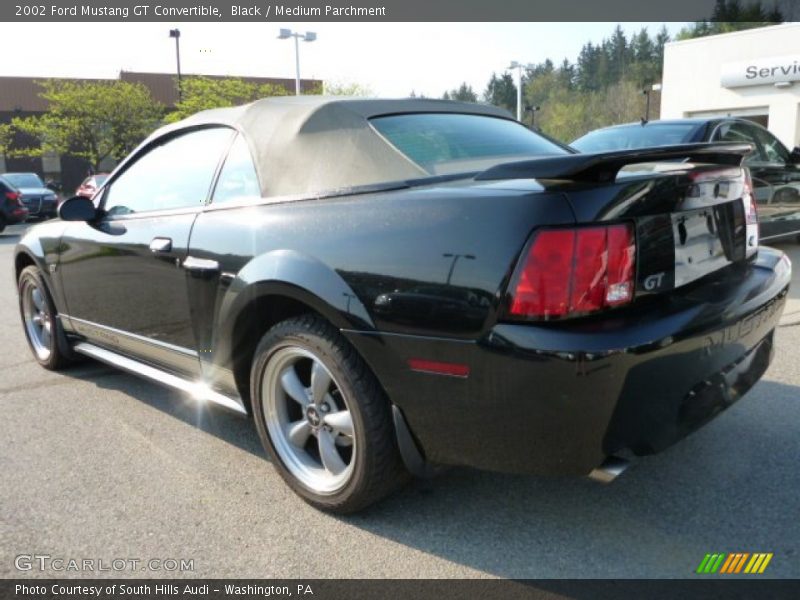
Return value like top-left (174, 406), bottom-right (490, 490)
top-left (3, 172), bottom-right (45, 188)
top-left (371, 113), bottom-right (568, 175)
top-left (0, 177), bottom-right (17, 191)
top-left (571, 123), bottom-right (700, 153)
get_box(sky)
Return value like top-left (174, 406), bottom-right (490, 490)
top-left (1, 22), bottom-right (688, 98)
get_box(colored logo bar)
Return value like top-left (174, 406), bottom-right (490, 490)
top-left (696, 553), bottom-right (773, 574)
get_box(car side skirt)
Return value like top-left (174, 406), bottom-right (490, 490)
top-left (71, 341), bottom-right (248, 415)
top-left (63, 315), bottom-right (200, 376)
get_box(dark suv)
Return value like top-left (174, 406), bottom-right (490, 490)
top-left (0, 172), bottom-right (59, 220)
top-left (0, 177), bottom-right (29, 232)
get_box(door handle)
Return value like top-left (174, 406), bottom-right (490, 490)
top-left (149, 237), bottom-right (172, 253)
top-left (183, 256), bottom-right (220, 272)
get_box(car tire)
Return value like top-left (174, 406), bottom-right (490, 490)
top-left (0, 215), bottom-right (6, 233)
top-left (18, 265), bottom-right (74, 370)
top-left (251, 314), bottom-right (408, 513)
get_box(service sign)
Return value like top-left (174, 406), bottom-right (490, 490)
top-left (721, 54), bottom-right (800, 88)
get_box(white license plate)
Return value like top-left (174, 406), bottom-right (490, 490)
top-left (673, 208), bottom-right (730, 287)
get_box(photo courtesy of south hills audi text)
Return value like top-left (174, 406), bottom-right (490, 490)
top-left (15, 584), bottom-right (316, 597)
top-left (18, 4), bottom-right (388, 17)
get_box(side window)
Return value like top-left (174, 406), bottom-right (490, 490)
top-left (104, 127), bottom-right (234, 216)
top-left (750, 126), bottom-right (790, 165)
top-left (713, 122), bottom-right (767, 164)
top-left (212, 134), bottom-right (260, 203)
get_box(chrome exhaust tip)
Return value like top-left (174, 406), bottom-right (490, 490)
top-left (588, 456), bottom-right (630, 484)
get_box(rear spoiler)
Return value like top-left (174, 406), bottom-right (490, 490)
top-left (475, 143), bottom-right (753, 184)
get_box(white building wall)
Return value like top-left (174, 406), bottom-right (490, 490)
top-left (661, 23), bottom-right (800, 149)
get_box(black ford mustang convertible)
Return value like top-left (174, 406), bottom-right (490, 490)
top-left (15, 98), bottom-right (791, 512)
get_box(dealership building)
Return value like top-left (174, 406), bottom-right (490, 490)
top-left (661, 23), bottom-right (800, 149)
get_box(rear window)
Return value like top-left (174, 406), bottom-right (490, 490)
top-left (370, 113), bottom-right (567, 175)
top-left (571, 123), bottom-right (699, 153)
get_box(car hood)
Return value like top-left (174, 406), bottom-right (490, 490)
top-left (18, 187), bottom-right (55, 196)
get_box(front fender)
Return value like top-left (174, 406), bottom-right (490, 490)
top-left (14, 221), bottom-right (68, 312)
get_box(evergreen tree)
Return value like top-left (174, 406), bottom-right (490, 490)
top-left (442, 82), bottom-right (478, 102)
top-left (483, 73), bottom-right (517, 112)
top-left (654, 26), bottom-right (670, 65)
top-left (480, 9), bottom-right (781, 142)
top-left (678, 0), bottom-right (781, 39)
top-left (606, 25), bottom-right (630, 83)
top-left (557, 59), bottom-right (574, 90)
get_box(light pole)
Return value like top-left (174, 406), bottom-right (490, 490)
top-left (278, 29), bottom-right (317, 95)
top-left (508, 61), bottom-right (533, 122)
top-left (641, 83), bottom-right (661, 123)
top-left (168, 28), bottom-right (182, 103)
top-left (526, 104), bottom-right (541, 129)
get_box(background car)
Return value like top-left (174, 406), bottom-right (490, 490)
top-left (570, 118), bottom-right (800, 242)
top-left (0, 172), bottom-right (59, 220)
top-left (0, 177), bottom-right (29, 232)
top-left (75, 173), bottom-right (109, 199)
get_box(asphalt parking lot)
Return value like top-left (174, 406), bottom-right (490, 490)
top-left (1, 222), bottom-right (799, 579)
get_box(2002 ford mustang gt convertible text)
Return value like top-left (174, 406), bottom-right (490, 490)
top-left (14, 98), bottom-right (791, 512)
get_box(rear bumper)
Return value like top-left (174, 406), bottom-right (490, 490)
top-left (345, 246), bottom-right (791, 475)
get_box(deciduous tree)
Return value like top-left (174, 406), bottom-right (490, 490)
top-left (166, 76), bottom-right (294, 123)
top-left (323, 80), bottom-right (374, 96)
top-left (9, 80), bottom-right (164, 171)
top-left (0, 123), bottom-right (12, 157)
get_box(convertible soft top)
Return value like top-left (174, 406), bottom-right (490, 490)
top-left (146, 96), bottom-right (514, 198)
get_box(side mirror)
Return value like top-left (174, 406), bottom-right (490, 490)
top-left (790, 146), bottom-right (800, 165)
top-left (58, 196), bottom-right (97, 222)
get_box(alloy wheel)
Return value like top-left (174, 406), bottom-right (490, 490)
top-left (21, 281), bottom-right (52, 361)
top-left (261, 346), bottom-right (356, 495)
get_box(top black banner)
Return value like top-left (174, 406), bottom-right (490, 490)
top-left (2, 0), bottom-right (736, 22)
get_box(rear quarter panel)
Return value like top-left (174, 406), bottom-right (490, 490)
top-left (190, 185), bottom-right (576, 341)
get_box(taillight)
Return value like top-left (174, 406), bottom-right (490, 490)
top-left (742, 169), bottom-right (758, 257)
top-left (507, 223), bottom-right (636, 320)
top-left (5, 191), bottom-right (20, 204)
top-left (743, 171), bottom-right (758, 225)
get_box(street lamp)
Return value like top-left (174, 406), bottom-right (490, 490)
top-left (641, 83), bottom-right (661, 123)
top-left (278, 28), bottom-right (317, 95)
top-left (168, 28), bottom-right (182, 103)
top-left (526, 104), bottom-right (541, 129)
top-left (508, 61), bottom-right (534, 122)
